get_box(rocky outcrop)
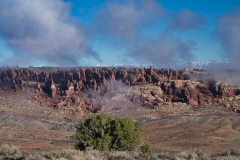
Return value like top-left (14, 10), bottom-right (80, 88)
top-left (0, 66), bottom-right (239, 113)
top-left (137, 79), bottom-right (240, 108)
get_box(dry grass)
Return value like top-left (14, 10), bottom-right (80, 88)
top-left (176, 149), bottom-right (208, 160)
top-left (211, 149), bottom-right (240, 160)
top-left (0, 144), bottom-right (23, 159)
top-left (1, 144), bottom-right (240, 160)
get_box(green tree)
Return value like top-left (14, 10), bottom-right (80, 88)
top-left (74, 113), bottom-right (150, 152)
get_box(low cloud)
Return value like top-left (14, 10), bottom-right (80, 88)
top-left (0, 0), bottom-right (102, 66)
top-left (215, 6), bottom-right (240, 63)
top-left (168, 8), bottom-right (205, 31)
top-left (203, 8), bottom-right (240, 85)
top-left (94, 1), bottom-right (197, 65)
top-left (128, 30), bottom-right (197, 65)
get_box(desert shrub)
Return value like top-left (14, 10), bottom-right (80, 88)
top-left (4, 146), bottom-right (240, 160)
top-left (230, 149), bottom-right (240, 157)
top-left (176, 149), bottom-right (208, 160)
top-left (74, 113), bottom-right (149, 152)
top-left (211, 148), bottom-right (240, 159)
top-left (28, 149), bottom-right (107, 160)
top-left (140, 144), bottom-right (152, 154)
top-left (0, 144), bottom-right (23, 159)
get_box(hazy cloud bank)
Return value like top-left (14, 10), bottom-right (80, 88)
top-left (215, 6), bottom-right (240, 63)
top-left (128, 30), bottom-right (197, 65)
top-left (203, 7), bottom-right (240, 84)
top-left (168, 8), bottom-right (205, 31)
top-left (95, 0), bottom-right (164, 39)
top-left (94, 0), bottom-right (202, 65)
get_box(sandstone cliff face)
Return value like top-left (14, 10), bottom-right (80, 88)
top-left (0, 66), bottom-right (239, 113)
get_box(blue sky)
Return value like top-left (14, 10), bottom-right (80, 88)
top-left (0, 0), bottom-right (240, 66)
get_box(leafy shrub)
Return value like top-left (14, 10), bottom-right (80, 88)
top-left (74, 113), bottom-right (149, 152)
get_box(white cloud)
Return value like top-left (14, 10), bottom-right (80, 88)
top-left (0, 0), bottom-right (102, 66)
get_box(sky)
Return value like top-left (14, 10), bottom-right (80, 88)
top-left (0, 0), bottom-right (240, 67)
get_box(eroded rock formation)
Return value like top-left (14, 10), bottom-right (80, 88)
top-left (0, 66), bottom-right (239, 113)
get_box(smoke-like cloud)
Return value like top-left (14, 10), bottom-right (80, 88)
top-left (94, 0), bottom-right (198, 65)
top-left (0, 0), bottom-right (102, 66)
top-left (205, 62), bottom-right (240, 85)
top-left (0, 0), bottom-right (202, 66)
top-left (95, 0), bottom-right (164, 39)
top-left (167, 8), bottom-right (205, 31)
top-left (128, 30), bottom-right (197, 65)
top-left (202, 8), bottom-right (240, 85)
top-left (215, 6), bottom-right (240, 62)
